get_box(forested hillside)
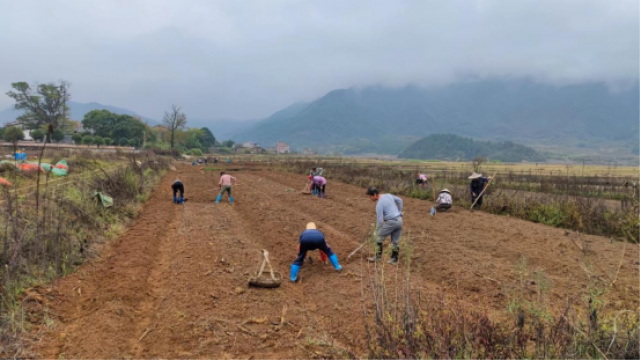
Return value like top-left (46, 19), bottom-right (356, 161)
top-left (398, 134), bottom-right (546, 162)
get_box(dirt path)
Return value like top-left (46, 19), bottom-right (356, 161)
top-left (33, 164), bottom-right (639, 359)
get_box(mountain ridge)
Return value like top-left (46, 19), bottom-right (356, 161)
top-left (233, 79), bottom-right (639, 155)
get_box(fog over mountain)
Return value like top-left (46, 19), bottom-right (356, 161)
top-left (233, 79), bottom-right (639, 154)
top-left (0, 0), bottom-right (637, 122)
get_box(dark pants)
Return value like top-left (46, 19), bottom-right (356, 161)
top-left (472, 196), bottom-right (483, 208)
top-left (415, 179), bottom-right (427, 185)
top-left (172, 182), bottom-right (184, 197)
top-left (293, 238), bottom-right (334, 266)
top-left (435, 203), bottom-right (451, 212)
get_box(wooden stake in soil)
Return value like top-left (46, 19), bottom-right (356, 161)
top-left (469, 172), bottom-right (497, 211)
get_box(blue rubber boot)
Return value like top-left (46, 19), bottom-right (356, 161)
top-left (290, 264), bottom-right (301, 282)
top-left (179, 196), bottom-right (184, 204)
top-left (173, 195), bottom-right (177, 203)
top-left (229, 196), bottom-right (234, 205)
top-left (215, 195), bottom-right (221, 203)
top-left (328, 254), bottom-right (342, 271)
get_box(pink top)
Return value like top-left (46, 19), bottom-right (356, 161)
top-left (219, 174), bottom-right (236, 186)
top-left (313, 176), bottom-right (326, 186)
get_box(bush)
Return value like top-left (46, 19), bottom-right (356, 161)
top-left (31, 129), bottom-right (45, 142)
top-left (118, 138), bottom-right (129, 146)
top-left (103, 137), bottom-right (112, 146)
top-left (71, 133), bottom-right (83, 145)
top-left (94, 136), bottom-right (104, 147)
top-left (52, 129), bottom-right (65, 143)
top-left (190, 148), bottom-right (203, 156)
top-left (3, 127), bottom-right (24, 143)
top-left (82, 135), bottom-right (94, 145)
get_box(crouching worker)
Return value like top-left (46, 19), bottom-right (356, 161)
top-left (216, 171), bottom-right (237, 204)
top-left (435, 188), bottom-right (452, 212)
top-left (290, 222), bottom-right (342, 282)
top-left (415, 172), bottom-right (428, 186)
top-left (171, 178), bottom-right (184, 204)
top-left (309, 175), bottom-right (327, 198)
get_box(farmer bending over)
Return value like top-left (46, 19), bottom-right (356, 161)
top-left (290, 222), bottom-right (342, 282)
top-left (171, 178), bottom-right (185, 204)
top-left (415, 172), bottom-right (428, 186)
top-left (367, 186), bottom-right (403, 265)
top-left (216, 171), bottom-right (237, 205)
top-left (435, 188), bottom-right (452, 212)
top-left (309, 175), bottom-right (326, 198)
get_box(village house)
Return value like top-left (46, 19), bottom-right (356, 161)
top-left (276, 140), bottom-right (290, 154)
top-left (234, 141), bottom-right (266, 154)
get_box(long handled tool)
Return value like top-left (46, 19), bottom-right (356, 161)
top-left (430, 181), bottom-right (437, 215)
top-left (470, 172), bottom-right (497, 211)
top-left (347, 225), bottom-right (375, 261)
top-left (301, 182), bottom-right (311, 195)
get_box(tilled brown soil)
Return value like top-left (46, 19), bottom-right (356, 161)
top-left (32, 164), bottom-right (639, 359)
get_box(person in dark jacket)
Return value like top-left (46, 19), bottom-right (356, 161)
top-left (469, 172), bottom-right (491, 208)
top-left (290, 222), bottom-right (342, 281)
top-left (171, 178), bottom-right (185, 204)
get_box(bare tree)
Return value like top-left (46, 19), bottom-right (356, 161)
top-left (471, 156), bottom-right (488, 172)
top-left (162, 105), bottom-right (187, 151)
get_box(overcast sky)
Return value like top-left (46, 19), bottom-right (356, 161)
top-left (0, 0), bottom-right (637, 120)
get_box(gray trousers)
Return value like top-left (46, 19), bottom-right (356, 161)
top-left (375, 218), bottom-right (403, 250)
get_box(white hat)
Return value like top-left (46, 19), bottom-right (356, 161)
top-left (306, 222), bottom-right (317, 230)
top-left (468, 172), bottom-right (483, 179)
top-left (440, 188), bottom-right (451, 194)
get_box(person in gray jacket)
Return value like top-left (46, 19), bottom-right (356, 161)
top-left (366, 186), bottom-right (403, 265)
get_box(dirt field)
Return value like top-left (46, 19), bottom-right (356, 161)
top-left (31, 163), bottom-right (639, 359)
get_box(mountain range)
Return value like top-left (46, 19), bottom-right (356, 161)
top-left (0, 101), bottom-right (159, 125)
top-left (233, 79), bottom-right (639, 155)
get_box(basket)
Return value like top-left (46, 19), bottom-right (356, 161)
top-left (248, 250), bottom-right (282, 288)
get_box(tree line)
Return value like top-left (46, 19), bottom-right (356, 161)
top-left (1, 81), bottom-right (235, 154)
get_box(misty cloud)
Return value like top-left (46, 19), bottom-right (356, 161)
top-left (0, 0), bottom-right (637, 120)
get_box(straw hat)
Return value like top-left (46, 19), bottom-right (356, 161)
top-left (440, 188), bottom-right (451, 194)
top-left (468, 172), bottom-right (483, 179)
top-left (306, 222), bottom-right (317, 230)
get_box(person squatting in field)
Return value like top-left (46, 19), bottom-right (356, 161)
top-left (309, 175), bottom-right (327, 198)
top-left (216, 171), bottom-right (237, 204)
top-left (435, 188), bottom-right (452, 212)
top-left (469, 172), bottom-right (491, 209)
top-left (366, 186), bottom-right (403, 265)
top-left (416, 172), bottom-right (428, 186)
top-left (171, 178), bottom-right (184, 204)
top-left (290, 222), bottom-right (342, 281)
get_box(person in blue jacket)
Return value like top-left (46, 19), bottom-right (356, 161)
top-left (290, 222), bottom-right (342, 281)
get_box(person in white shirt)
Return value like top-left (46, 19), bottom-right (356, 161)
top-left (435, 188), bottom-right (452, 212)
